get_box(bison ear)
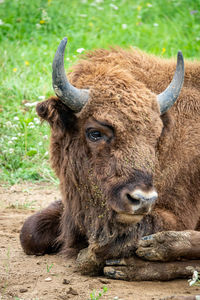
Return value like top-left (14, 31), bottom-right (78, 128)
top-left (36, 96), bottom-right (77, 129)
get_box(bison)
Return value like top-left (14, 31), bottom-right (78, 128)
top-left (20, 38), bottom-right (200, 281)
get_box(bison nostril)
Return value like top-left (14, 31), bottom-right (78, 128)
top-left (126, 193), bottom-right (140, 206)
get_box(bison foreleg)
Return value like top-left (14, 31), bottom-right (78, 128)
top-left (136, 231), bottom-right (200, 261)
top-left (104, 231), bottom-right (200, 281)
top-left (76, 246), bottom-right (105, 276)
top-left (20, 200), bottom-right (63, 255)
top-left (104, 256), bottom-right (200, 281)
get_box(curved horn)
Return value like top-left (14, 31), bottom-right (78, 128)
top-left (157, 51), bottom-right (184, 115)
top-left (52, 37), bottom-right (89, 112)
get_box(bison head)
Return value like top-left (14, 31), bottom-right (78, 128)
top-left (37, 38), bottom-right (184, 229)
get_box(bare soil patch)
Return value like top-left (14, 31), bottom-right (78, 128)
top-left (0, 183), bottom-right (199, 300)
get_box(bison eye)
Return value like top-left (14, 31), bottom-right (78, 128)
top-left (86, 129), bottom-right (103, 142)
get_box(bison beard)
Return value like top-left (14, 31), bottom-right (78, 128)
top-left (20, 38), bottom-right (200, 282)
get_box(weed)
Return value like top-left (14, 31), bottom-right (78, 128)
top-left (46, 263), bottom-right (53, 273)
top-left (7, 200), bottom-right (36, 210)
top-left (89, 286), bottom-right (108, 300)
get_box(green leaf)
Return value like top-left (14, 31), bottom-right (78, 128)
top-left (26, 150), bottom-right (37, 156)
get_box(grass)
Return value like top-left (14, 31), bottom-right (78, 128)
top-left (88, 286), bottom-right (108, 300)
top-left (46, 263), bottom-right (54, 273)
top-left (0, 0), bottom-right (200, 184)
top-left (7, 199), bottom-right (36, 210)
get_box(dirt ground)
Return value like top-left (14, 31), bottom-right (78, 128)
top-left (0, 183), bottom-right (200, 300)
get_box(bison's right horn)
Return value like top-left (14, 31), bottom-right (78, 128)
top-left (157, 51), bottom-right (184, 115)
top-left (52, 37), bottom-right (89, 112)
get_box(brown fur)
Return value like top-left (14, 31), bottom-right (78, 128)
top-left (20, 47), bottom-right (200, 266)
top-left (20, 200), bottom-right (63, 255)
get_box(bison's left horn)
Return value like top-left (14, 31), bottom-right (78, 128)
top-left (52, 37), bottom-right (89, 112)
top-left (157, 51), bottom-right (184, 115)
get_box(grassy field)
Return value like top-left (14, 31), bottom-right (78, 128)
top-left (0, 0), bottom-right (200, 184)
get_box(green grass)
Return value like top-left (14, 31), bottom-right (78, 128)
top-left (46, 263), bottom-right (54, 273)
top-left (88, 286), bottom-right (108, 300)
top-left (0, 0), bottom-right (200, 184)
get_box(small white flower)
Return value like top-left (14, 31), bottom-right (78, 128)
top-left (110, 3), bottom-right (118, 10)
top-left (9, 148), bottom-right (14, 153)
top-left (6, 121), bottom-right (12, 127)
top-left (8, 141), bottom-right (13, 145)
top-left (42, 9), bottom-right (51, 23)
top-left (95, 0), bottom-right (103, 3)
top-left (196, 37), bottom-right (200, 41)
top-left (34, 117), bottom-right (40, 124)
top-left (43, 135), bottom-right (48, 140)
top-left (122, 24), bottom-right (127, 29)
top-left (11, 137), bottom-right (18, 141)
top-left (153, 23), bottom-right (159, 27)
top-left (192, 270), bottom-right (198, 280)
top-left (36, 23), bottom-right (41, 29)
top-left (76, 48), bottom-right (85, 54)
top-left (97, 6), bottom-right (103, 10)
top-left (28, 122), bottom-right (35, 128)
top-left (78, 14), bottom-right (87, 17)
top-left (25, 101), bottom-right (39, 107)
top-left (137, 15), bottom-right (142, 19)
top-left (14, 116), bottom-right (19, 121)
top-left (147, 3), bottom-right (152, 7)
top-left (66, 57), bottom-right (70, 61)
top-left (189, 279), bottom-right (195, 286)
top-left (38, 96), bottom-right (45, 100)
top-left (38, 142), bottom-right (42, 146)
top-left (17, 133), bottom-right (22, 136)
top-left (0, 19), bottom-right (4, 25)
top-left (44, 151), bottom-right (49, 156)
top-left (188, 270), bottom-right (199, 286)
top-left (90, 2), bottom-right (97, 6)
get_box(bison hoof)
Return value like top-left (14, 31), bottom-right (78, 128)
top-left (106, 258), bottom-right (127, 266)
top-left (136, 231), bottom-right (191, 261)
top-left (76, 248), bottom-right (103, 276)
top-left (104, 266), bottom-right (126, 280)
top-left (104, 258), bottom-right (128, 280)
top-left (104, 257), bottom-right (134, 280)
